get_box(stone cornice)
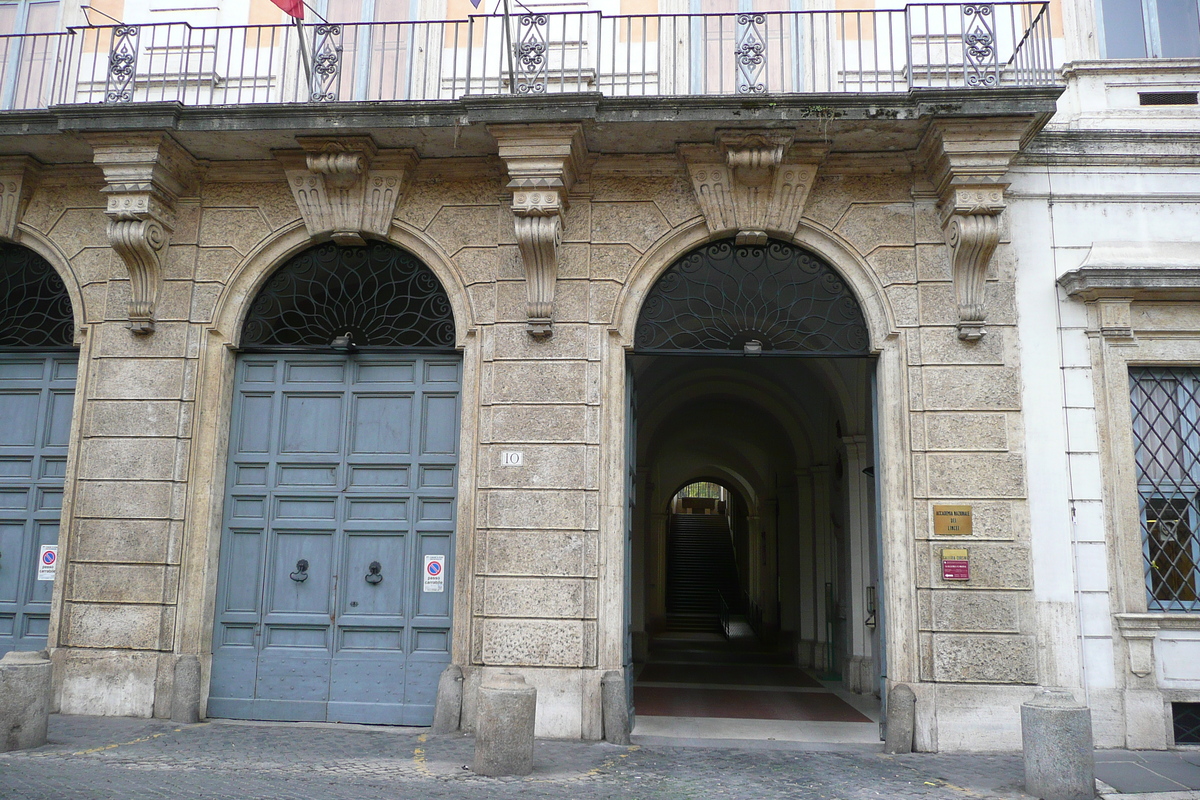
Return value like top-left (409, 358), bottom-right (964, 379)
top-left (1058, 243), bottom-right (1200, 301)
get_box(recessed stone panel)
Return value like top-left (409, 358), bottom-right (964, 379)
top-left (76, 479), bottom-right (174, 520)
top-left (927, 542), bottom-right (1032, 589)
top-left (480, 618), bottom-right (585, 666)
top-left (836, 203), bottom-right (915, 252)
top-left (925, 413), bottom-right (1009, 451)
top-left (590, 202), bottom-right (669, 252)
top-left (484, 530), bottom-right (588, 576)
top-left (482, 577), bottom-right (587, 618)
top-left (867, 247), bottom-right (917, 286)
top-left (482, 444), bottom-right (588, 489)
top-left (79, 437), bottom-right (180, 482)
top-left (197, 208), bottom-right (271, 255)
top-left (918, 327), bottom-right (1006, 365)
top-left (490, 361), bottom-right (587, 404)
top-left (927, 453), bottom-right (1025, 498)
top-left (931, 590), bottom-right (1020, 633)
top-left (490, 405), bottom-right (591, 443)
top-left (931, 633), bottom-right (1037, 683)
top-left (68, 563), bottom-right (177, 604)
top-left (487, 489), bottom-right (587, 529)
top-left (64, 602), bottom-right (173, 650)
top-left (70, 519), bottom-right (172, 563)
top-left (93, 358), bottom-right (186, 400)
top-left (920, 366), bottom-right (1020, 411)
top-left (86, 401), bottom-right (181, 438)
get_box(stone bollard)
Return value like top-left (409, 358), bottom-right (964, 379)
top-left (601, 670), bottom-right (631, 745)
top-left (170, 655), bottom-right (202, 724)
top-left (884, 683), bottom-right (916, 754)
top-left (0, 649), bottom-right (52, 752)
top-left (473, 672), bottom-right (537, 777)
top-left (432, 664), bottom-right (463, 734)
top-left (1021, 689), bottom-right (1095, 800)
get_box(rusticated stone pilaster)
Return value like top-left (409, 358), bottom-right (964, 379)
top-left (87, 132), bottom-right (197, 335)
top-left (490, 123), bottom-right (586, 337)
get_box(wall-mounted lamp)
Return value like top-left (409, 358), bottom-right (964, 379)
top-left (330, 331), bottom-right (356, 351)
top-left (865, 585), bottom-right (877, 629)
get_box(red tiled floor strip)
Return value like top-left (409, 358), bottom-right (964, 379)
top-left (634, 686), bottom-right (872, 722)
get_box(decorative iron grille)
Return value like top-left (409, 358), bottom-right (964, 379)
top-left (735, 14), bottom-right (767, 93)
top-left (634, 239), bottom-right (869, 356)
top-left (104, 24), bottom-right (139, 103)
top-left (0, 244), bottom-right (74, 348)
top-left (1174, 702), bottom-right (1200, 744)
top-left (962, 4), bottom-right (999, 88)
top-left (1130, 367), bottom-right (1200, 612)
top-left (242, 242), bottom-right (455, 350)
top-left (515, 13), bottom-right (549, 94)
top-left (311, 23), bottom-right (343, 101)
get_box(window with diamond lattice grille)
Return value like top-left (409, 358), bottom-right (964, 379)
top-left (1130, 368), bottom-right (1200, 612)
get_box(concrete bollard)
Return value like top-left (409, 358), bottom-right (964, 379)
top-left (0, 649), bottom-right (52, 752)
top-left (170, 655), bottom-right (202, 724)
top-left (884, 683), bottom-right (916, 754)
top-left (432, 664), bottom-right (463, 734)
top-left (601, 670), bottom-right (631, 745)
top-left (1021, 689), bottom-right (1095, 800)
top-left (473, 672), bottom-right (537, 777)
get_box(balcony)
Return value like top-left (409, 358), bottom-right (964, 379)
top-left (0, 3), bottom-right (1056, 111)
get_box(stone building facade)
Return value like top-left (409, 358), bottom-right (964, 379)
top-left (0, 0), bottom-right (1197, 751)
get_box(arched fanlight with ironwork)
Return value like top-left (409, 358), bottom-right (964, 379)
top-left (634, 239), bottom-right (869, 356)
top-left (0, 244), bottom-right (74, 349)
top-left (242, 241), bottom-right (455, 350)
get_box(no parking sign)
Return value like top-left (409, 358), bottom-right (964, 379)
top-left (37, 545), bottom-right (57, 581)
top-left (423, 555), bottom-right (445, 593)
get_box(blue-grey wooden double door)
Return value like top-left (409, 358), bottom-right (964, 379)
top-left (0, 353), bottom-right (74, 655)
top-left (209, 353), bottom-right (460, 724)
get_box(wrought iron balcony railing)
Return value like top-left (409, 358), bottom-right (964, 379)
top-left (0, 3), bottom-right (1055, 111)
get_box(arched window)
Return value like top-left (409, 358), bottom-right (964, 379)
top-left (0, 243), bottom-right (73, 348)
top-left (241, 241), bottom-right (455, 350)
top-left (634, 238), bottom-right (869, 356)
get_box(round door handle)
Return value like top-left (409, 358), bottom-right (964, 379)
top-left (289, 559), bottom-right (309, 582)
top-left (365, 561), bottom-right (383, 585)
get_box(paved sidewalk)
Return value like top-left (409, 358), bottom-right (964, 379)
top-left (0, 714), bottom-right (1192, 800)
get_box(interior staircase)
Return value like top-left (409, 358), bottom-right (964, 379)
top-left (665, 513), bottom-right (743, 633)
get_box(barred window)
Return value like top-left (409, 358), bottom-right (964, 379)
top-left (1130, 367), bottom-right (1200, 612)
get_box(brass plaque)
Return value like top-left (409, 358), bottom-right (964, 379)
top-left (933, 504), bottom-right (973, 536)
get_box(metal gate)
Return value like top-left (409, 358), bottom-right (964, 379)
top-left (0, 353), bottom-right (75, 655)
top-left (208, 352), bottom-right (460, 724)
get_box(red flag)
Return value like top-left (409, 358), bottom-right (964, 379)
top-left (270, 0), bottom-right (305, 19)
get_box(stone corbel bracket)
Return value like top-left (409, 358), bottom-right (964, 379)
top-left (87, 132), bottom-right (199, 335)
top-left (490, 123), bottom-right (586, 338)
top-left (680, 130), bottom-right (827, 245)
top-left (919, 120), bottom-right (1034, 341)
top-left (277, 136), bottom-right (418, 246)
top-left (0, 156), bottom-right (42, 241)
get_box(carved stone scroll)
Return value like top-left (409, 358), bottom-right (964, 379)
top-left (278, 136), bottom-right (417, 246)
top-left (0, 156), bottom-right (41, 242)
top-left (490, 123), bottom-right (586, 337)
top-left (87, 133), bottom-right (197, 335)
top-left (680, 131), bottom-right (824, 245)
top-left (919, 119), bottom-right (1035, 341)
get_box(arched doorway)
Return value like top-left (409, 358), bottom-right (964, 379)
top-left (0, 243), bottom-right (77, 655)
top-left (207, 241), bottom-right (461, 724)
top-left (629, 238), bottom-right (881, 739)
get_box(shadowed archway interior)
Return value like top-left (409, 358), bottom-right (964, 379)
top-left (628, 237), bottom-right (880, 742)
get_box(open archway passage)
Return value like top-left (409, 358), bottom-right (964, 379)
top-left (0, 244), bottom-right (77, 655)
top-left (634, 239), bottom-right (869, 356)
top-left (210, 243), bottom-right (460, 725)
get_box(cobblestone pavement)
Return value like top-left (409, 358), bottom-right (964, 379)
top-left (0, 714), bottom-right (1037, 800)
